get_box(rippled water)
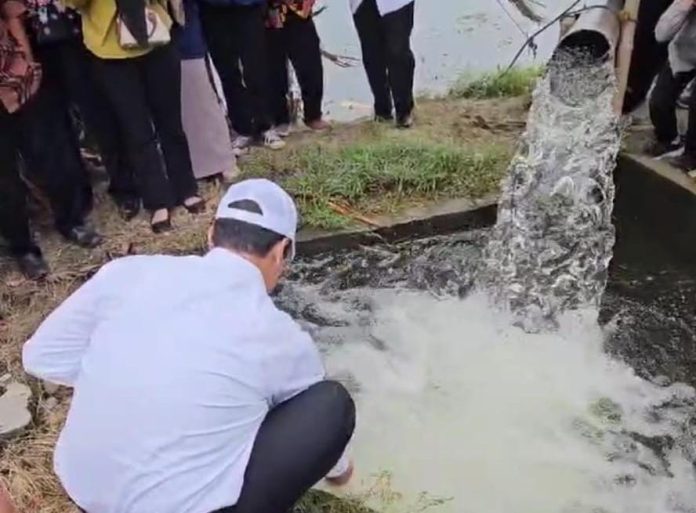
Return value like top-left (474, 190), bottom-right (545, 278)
top-left (480, 49), bottom-right (622, 332)
top-left (277, 233), bottom-right (696, 513)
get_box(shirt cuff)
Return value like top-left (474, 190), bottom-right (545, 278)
top-left (325, 453), bottom-right (350, 479)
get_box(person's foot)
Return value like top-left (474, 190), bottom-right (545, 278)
top-left (396, 113), bottom-right (414, 129)
top-left (116, 197), bottom-right (141, 221)
top-left (306, 118), bottom-right (331, 131)
top-left (16, 252), bottom-right (49, 280)
top-left (151, 208), bottom-right (172, 234)
top-left (221, 164), bottom-right (241, 184)
top-left (644, 138), bottom-right (682, 158)
top-left (232, 135), bottom-right (253, 155)
top-left (183, 196), bottom-right (206, 214)
top-left (63, 225), bottom-right (103, 248)
top-left (262, 129), bottom-right (286, 150)
top-left (275, 124), bottom-right (291, 137)
top-left (374, 113), bottom-right (394, 123)
top-left (668, 152), bottom-right (696, 175)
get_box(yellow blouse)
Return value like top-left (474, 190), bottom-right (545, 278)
top-left (63, 0), bottom-right (172, 59)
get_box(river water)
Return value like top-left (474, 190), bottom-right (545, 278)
top-left (317, 0), bottom-right (566, 120)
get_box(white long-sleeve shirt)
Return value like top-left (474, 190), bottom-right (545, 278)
top-left (23, 249), bottom-right (348, 513)
top-left (655, 0), bottom-right (696, 73)
top-left (350, 0), bottom-right (412, 16)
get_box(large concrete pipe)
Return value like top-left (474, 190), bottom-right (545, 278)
top-left (552, 0), bottom-right (623, 66)
top-left (547, 0), bottom-right (622, 105)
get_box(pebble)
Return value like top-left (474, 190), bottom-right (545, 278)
top-left (43, 382), bottom-right (60, 395)
top-left (0, 382), bottom-right (32, 440)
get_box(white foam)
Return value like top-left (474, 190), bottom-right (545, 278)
top-left (318, 290), bottom-right (696, 513)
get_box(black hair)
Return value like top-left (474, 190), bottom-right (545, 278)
top-left (212, 200), bottom-right (291, 259)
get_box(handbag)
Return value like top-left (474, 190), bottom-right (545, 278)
top-left (27, 0), bottom-right (81, 46)
top-left (117, 7), bottom-right (170, 50)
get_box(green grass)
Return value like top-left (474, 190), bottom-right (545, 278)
top-left (450, 66), bottom-right (543, 99)
top-left (243, 140), bottom-right (511, 230)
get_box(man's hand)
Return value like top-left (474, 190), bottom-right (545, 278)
top-left (325, 460), bottom-right (354, 487)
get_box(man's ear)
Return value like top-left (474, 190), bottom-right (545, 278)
top-left (272, 238), bottom-right (290, 265)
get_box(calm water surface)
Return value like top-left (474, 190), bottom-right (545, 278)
top-left (316, 0), bottom-right (572, 120)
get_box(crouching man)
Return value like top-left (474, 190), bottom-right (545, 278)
top-left (23, 179), bottom-right (355, 513)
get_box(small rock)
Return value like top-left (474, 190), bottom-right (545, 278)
top-left (0, 374), bottom-right (11, 386)
top-left (43, 397), bottom-right (59, 412)
top-left (0, 382), bottom-right (32, 440)
top-left (43, 382), bottom-right (60, 395)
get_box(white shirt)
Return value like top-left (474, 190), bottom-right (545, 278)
top-left (23, 249), bottom-right (347, 513)
top-left (350, 0), bottom-right (412, 16)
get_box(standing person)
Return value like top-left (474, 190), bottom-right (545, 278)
top-left (177, 0), bottom-right (238, 181)
top-left (198, 0), bottom-right (285, 151)
top-left (23, 179), bottom-right (356, 513)
top-left (350, 0), bottom-right (415, 128)
top-left (266, 0), bottom-right (329, 135)
top-left (65, 0), bottom-right (205, 233)
top-left (1, 0), bottom-right (100, 278)
top-left (648, 0), bottom-right (696, 173)
top-left (25, 0), bottom-right (140, 220)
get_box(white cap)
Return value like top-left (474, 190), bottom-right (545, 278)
top-left (215, 179), bottom-right (298, 259)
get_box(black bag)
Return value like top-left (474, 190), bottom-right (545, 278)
top-left (27, 0), bottom-right (81, 46)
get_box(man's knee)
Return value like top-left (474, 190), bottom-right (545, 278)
top-left (305, 381), bottom-right (356, 437)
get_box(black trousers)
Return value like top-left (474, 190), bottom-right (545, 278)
top-left (267, 13), bottom-right (324, 125)
top-left (92, 44), bottom-right (198, 211)
top-left (650, 62), bottom-right (696, 154)
top-left (353, 0), bottom-right (415, 120)
top-left (36, 39), bottom-right (137, 203)
top-left (0, 86), bottom-right (90, 255)
top-left (213, 381), bottom-right (355, 513)
top-left (0, 107), bottom-right (38, 257)
top-left (200, 2), bottom-right (272, 136)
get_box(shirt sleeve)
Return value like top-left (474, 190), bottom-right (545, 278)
top-left (22, 261), bottom-right (121, 387)
top-left (266, 312), bottom-right (326, 407)
top-left (655, 0), bottom-right (693, 43)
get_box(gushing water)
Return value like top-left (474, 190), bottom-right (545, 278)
top-left (480, 49), bottom-right (622, 332)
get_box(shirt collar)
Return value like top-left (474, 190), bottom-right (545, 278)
top-left (204, 248), bottom-right (267, 292)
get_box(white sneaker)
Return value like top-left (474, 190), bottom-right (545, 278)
top-left (232, 135), bottom-right (253, 155)
top-left (275, 124), bottom-right (291, 138)
top-left (263, 129), bottom-right (286, 150)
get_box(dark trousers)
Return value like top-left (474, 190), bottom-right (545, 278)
top-left (650, 63), bottom-right (696, 154)
top-left (267, 13), bottom-right (324, 125)
top-left (200, 2), bottom-right (272, 136)
top-left (213, 381), bottom-right (355, 513)
top-left (36, 39), bottom-right (137, 203)
top-left (0, 86), bottom-right (90, 254)
top-left (353, 0), bottom-right (415, 120)
top-left (93, 44), bottom-right (198, 211)
top-left (0, 108), bottom-right (38, 256)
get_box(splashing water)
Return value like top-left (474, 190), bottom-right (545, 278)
top-left (278, 245), bottom-right (696, 513)
top-left (480, 49), bottom-right (622, 332)
top-left (275, 43), bottom-right (696, 513)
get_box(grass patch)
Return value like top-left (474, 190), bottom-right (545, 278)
top-left (243, 140), bottom-right (511, 230)
top-left (450, 66), bottom-right (543, 99)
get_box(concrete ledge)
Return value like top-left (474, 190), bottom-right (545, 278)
top-left (621, 152), bottom-right (696, 197)
top-left (296, 195), bottom-right (498, 256)
top-left (615, 153), bottom-right (696, 263)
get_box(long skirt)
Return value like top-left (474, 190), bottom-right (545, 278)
top-left (181, 57), bottom-right (236, 180)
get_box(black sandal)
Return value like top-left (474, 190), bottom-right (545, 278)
top-left (151, 209), bottom-right (172, 234)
